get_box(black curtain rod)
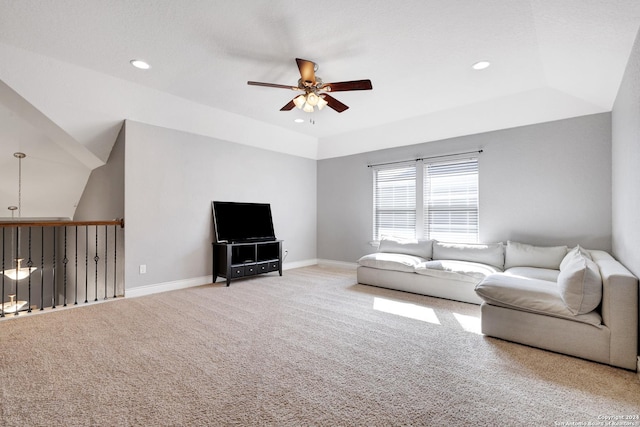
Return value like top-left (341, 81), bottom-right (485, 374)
top-left (367, 149), bottom-right (483, 168)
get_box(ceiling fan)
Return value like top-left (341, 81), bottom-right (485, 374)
top-left (247, 58), bottom-right (372, 113)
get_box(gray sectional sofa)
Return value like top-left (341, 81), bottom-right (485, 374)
top-left (356, 237), bottom-right (639, 370)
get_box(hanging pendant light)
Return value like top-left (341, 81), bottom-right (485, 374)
top-left (1, 293), bottom-right (27, 313)
top-left (1, 208), bottom-right (28, 313)
top-left (2, 152), bottom-right (37, 281)
top-left (3, 258), bottom-right (33, 281)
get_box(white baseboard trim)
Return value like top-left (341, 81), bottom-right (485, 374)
top-left (126, 275), bottom-right (212, 298)
top-left (125, 259), bottom-right (322, 298)
top-left (317, 259), bottom-right (358, 270)
top-left (283, 259), bottom-right (318, 270)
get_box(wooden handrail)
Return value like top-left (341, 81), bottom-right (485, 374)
top-left (0, 218), bottom-right (124, 228)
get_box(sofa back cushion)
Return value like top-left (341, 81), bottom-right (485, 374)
top-left (504, 241), bottom-right (568, 270)
top-left (378, 236), bottom-right (433, 260)
top-left (557, 250), bottom-right (602, 315)
top-left (432, 241), bottom-right (504, 270)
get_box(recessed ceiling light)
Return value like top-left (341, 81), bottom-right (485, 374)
top-left (472, 60), bottom-right (491, 70)
top-left (130, 59), bottom-right (151, 70)
top-left (294, 118), bottom-right (304, 123)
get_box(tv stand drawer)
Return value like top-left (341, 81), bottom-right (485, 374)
top-left (230, 265), bottom-right (245, 278)
top-left (267, 261), bottom-right (280, 272)
top-left (245, 263), bottom-right (258, 276)
top-left (257, 262), bottom-right (270, 273)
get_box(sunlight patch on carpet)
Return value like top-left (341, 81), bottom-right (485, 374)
top-left (453, 312), bottom-right (482, 334)
top-left (373, 297), bottom-right (440, 324)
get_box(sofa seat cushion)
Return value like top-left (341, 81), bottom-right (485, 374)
top-left (357, 253), bottom-right (427, 273)
top-left (504, 267), bottom-right (560, 282)
top-left (415, 260), bottom-right (501, 284)
top-left (475, 273), bottom-right (602, 327)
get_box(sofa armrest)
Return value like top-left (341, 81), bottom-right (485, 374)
top-left (591, 250), bottom-right (638, 369)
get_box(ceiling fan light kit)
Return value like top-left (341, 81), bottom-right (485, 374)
top-left (248, 58), bottom-right (372, 113)
top-left (293, 92), bottom-right (328, 112)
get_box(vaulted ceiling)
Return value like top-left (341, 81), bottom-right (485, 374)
top-left (1, 0), bottom-right (639, 218)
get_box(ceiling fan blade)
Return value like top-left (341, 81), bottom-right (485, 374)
top-left (321, 79), bottom-right (373, 92)
top-left (296, 58), bottom-right (316, 86)
top-left (280, 99), bottom-right (296, 111)
top-left (248, 81), bottom-right (298, 90)
top-left (322, 94), bottom-right (349, 113)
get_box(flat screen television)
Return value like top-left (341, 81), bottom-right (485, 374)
top-left (212, 201), bottom-right (276, 243)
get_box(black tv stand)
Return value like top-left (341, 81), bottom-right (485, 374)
top-left (212, 240), bottom-right (282, 286)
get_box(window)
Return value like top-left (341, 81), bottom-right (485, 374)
top-left (372, 165), bottom-right (416, 241)
top-left (373, 158), bottom-right (478, 243)
top-left (423, 160), bottom-right (478, 243)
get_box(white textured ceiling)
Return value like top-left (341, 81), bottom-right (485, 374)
top-left (0, 0), bottom-right (639, 218)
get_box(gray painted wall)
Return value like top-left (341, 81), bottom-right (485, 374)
top-left (124, 121), bottom-right (317, 289)
top-left (612, 27), bottom-right (640, 279)
top-left (74, 123), bottom-right (125, 220)
top-left (318, 113), bottom-right (612, 263)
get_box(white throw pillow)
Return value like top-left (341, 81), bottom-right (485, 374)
top-left (504, 241), bottom-right (568, 270)
top-left (378, 236), bottom-right (433, 260)
top-left (557, 251), bottom-right (602, 315)
top-left (432, 241), bottom-right (504, 270)
top-left (559, 245), bottom-right (592, 271)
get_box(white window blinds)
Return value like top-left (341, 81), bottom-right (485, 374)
top-left (423, 159), bottom-right (478, 243)
top-left (373, 164), bottom-right (416, 241)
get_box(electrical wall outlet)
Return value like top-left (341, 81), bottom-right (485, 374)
top-left (139, 264), bottom-right (147, 274)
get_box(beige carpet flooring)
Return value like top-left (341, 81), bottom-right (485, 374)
top-left (0, 265), bottom-right (639, 426)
